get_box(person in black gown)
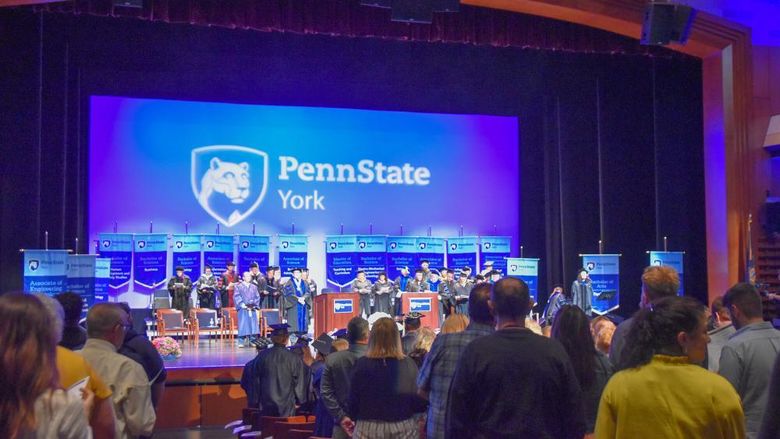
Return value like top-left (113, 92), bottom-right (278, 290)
top-left (247, 323), bottom-right (306, 417)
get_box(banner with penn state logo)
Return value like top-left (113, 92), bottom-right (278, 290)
top-left (98, 233), bottom-right (132, 294)
top-left (66, 254), bottom-right (97, 318)
top-left (94, 258), bottom-right (111, 303)
top-left (172, 234), bottom-right (202, 279)
top-left (357, 235), bottom-right (387, 281)
top-left (481, 236), bottom-right (512, 274)
top-left (446, 237), bottom-right (478, 274)
top-left (507, 258), bottom-right (540, 303)
top-left (237, 235), bottom-right (270, 274)
top-left (326, 235), bottom-right (357, 290)
top-left (387, 236), bottom-right (418, 278)
top-left (23, 249), bottom-right (68, 295)
top-left (278, 234), bottom-right (308, 278)
top-left (416, 237), bottom-right (446, 270)
top-left (202, 234), bottom-right (235, 278)
top-left (582, 254), bottom-right (620, 315)
top-left (649, 251), bottom-right (684, 296)
top-left (133, 233), bottom-right (168, 293)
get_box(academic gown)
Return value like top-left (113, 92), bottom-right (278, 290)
top-left (196, 274), bottom-right (218, 309)
top-left (353, 278), bottom-right (373, 317)
top-left (452, 281), bottom-right (472, 314)
top-left (167, 275), bottom-right (193, 318)
top-left (234, 282), bottom-right (261, 337)
top-left (250, 273), bottom-right (268, 308)
top-left (266, 277), bottom-right (281, 309)
top-left (402, 330), bottom-right (418, 355)
top-left (372, 281), bottom-right (394, 315)
top-left (571, 280), bottom-right (593, 316)
top-left (283, 279), bottom-right (311, 334)
top-left (438, 280), bottom-right (456, 318)
top-left (251, 345), bottom-right (306, 417)
top-left (220, 271), bottom-right (237, 308)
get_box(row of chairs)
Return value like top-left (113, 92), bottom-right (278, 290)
top-left (155, 307), bottom-right (283, 346)
top-left (227, 410), bottom-right (325, 439)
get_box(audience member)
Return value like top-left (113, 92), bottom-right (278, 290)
top-left (312, 334), bottom-right (347, 438)
top-left (551, 305), bottom-right (614, 434)
top-left (322, 317), bottom-right (370, 439)
top-left (707, 295), bottom-right (736, 372)
top-left (610, 265), bottom-right (679, 368)
top-left (417, 283), bottom-right (494, 439)
top-left (720, 283), bottom-right (780, 438)
top-left (408, 327), bottom-right (436, 368)
top-left (247, 324), bottom-right (305, 417)
top-left (117, 303), bottom-right (167, 409)
top-left (55, 292), bottom-right (88, 350)
top-left (595, 296), bottom-right (744, 438)
top-left (401, 312), bottom-right (423, 355)
top-left (0, 293), bottom-right (92, 439)
top-left (346, 317), bottom-right (427, 438)
top-left (591, 316), bottom-right (616, 355)
top-left (758, 351), bottom-right (780, 439)
top-left (440, 313), bottom-right (469, 335)
top-left (81, 303), bottom-right (156, 439)
top-left (447, 278), bottom-right (585, 438)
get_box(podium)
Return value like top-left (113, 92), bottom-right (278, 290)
top-left (314, 293), bottom-right (360, 336)
top-left (401, 292), bottom-right (440, 328)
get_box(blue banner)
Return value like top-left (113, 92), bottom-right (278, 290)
top-left (203, 234), bottom-right (235, 278)
top-left (416, 237), bottom-right (446, 270)
top-left (278, 234), bottom-right (309, 277)
top-left (507, 258), bottom-right (540, 303)
top-left (357, 235), bottom-right (387, 281)
top-left (387, 236), bottom-right (417, 278)
top-left (172, 234), bottom-right (202, 279)
top-left (98, 233), bottom-right (133, 294)
top-left (23, 249), bottom-right (68, 295)
top-left (582, 254), bottom-right (621, 315)
top-left (481, 236), bottom-right (512, 274)
top-left (94, 258), bottom-right (111, 303)
top-left (326, 235), bottom-right (358, 290)
top-left (446, 236), bottom-right (478, 273)
top-left (67, 254), bottom-right (97, 318)
top-left (133, 233), bottom-right (168, 293)
top-left (649, 251), bottom-right (684, 296)
top-left (237, 235), bottom-right (270, 274)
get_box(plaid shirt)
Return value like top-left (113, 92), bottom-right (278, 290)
top-left (417, 322), bottom-right (494, 439)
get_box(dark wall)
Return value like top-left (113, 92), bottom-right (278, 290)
top-left (0, 10), bottom-right (704, 315)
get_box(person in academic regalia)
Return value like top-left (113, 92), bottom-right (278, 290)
top-left (420, 260), bottom-right (432, 283)
top-left (302, 268), bottom-right (318, 297)
top-left (249, 324), bottom-right (306, 417)
top-left (167, 266), bottom-right (193, 319)
top-left (266, 266), bottom-right (281, 309)
top-left (283, 268), bottom-right (312, 334)
top-left (438, 269), bottom-right (457, 319)
top-left (234, 271), bottom-right (261, 347)
top-left (311, 333), bottom-right (344, 438)
top-left (460, 266), bottom-right (473, 283)
top-left (372, 272), bottom-right (394, 315)
top-left (353, 270), bottom-right (373, 318)
top-left (402, 312), bottom-right (424, 355)
top-left (247, 262), bottom-right (266, 307)
top-left (488, 269), bottom-right (502, 285)
top-left (220, 261), bottom-right (238, 309)
top-left (428, 269), bottom-right (441, 294)
top-left (453, 269), bottom-right (473, 314)
top-left (571, 268), bottom-right (594, 317)
top-left (393, 266), bottom-right (412, 316)
top-left (196, 265), bottom-right (219, 309)
top-left (406, 269), bottom-right (430, 293)
top-left (241, 337), bottom-right (272, 408)
top-left (479, 260), bottom-right (494, 277)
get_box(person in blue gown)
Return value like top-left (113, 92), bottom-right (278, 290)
top-left (283, 268), bottom-right (312, 334)
top-left (234, 271), bottom-right (261, 347)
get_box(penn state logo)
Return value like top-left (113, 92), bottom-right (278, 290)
top-left (137, 241), bottom-right (146, 249)
top-left (652, 259), bottom-right (662, 266)
top-left (281, 241), bottom-right (290, 249)
top-left (241, 241), bottom-right (250, 249)
top-left (510, 264), bottom-right (518, 272)
top-left (389, 242), bottom-right (398, 250)
top-left (358, 242), bottom-right (367, 249)
top-left (206, 241), bottom-right (215, 248)
top-left (175, 241), bottom-right (184, 249)
top-left (586, 262), bottom-right (596, 271)
top-left (450, 243), bottom-right (458, 251)
top-left (28, 260), bottom-right (40, 271)
top-left (191, 145), bottom-right (268, 228)
top-left (483, 242), bottom-right (492, 250)
top-left (418, 242), bottom-right (427, 250)
top-left (329, 242), bottom-right (337, 250)
top-left (102, 240), bottom-right (111, 248)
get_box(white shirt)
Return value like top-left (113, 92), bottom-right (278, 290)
top-left (19, 390), bottom-right (91, 439)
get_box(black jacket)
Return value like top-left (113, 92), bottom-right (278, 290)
top-left (320, 343), bottom-right (368, 421)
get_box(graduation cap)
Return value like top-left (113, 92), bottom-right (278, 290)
top-left (404, 312), bottom-right (425, 323)
top-left (249, 262), bottom-right (259, 269)
top-left (312, 333), bottom-right (334, 355)
top-left (269, 323), bottom-right (291, 336)
top-left (291, 267), bottom-right (302, 274)
top-left (204, 264), bottom-right (213, 270)
top-left (331, 328), bottom-right (348, 339)
top-left (293, 333), bottom-right (312, 345)
top-left (483, 260), bottom-right (494, 267)
top-left (430, 269), bottom-right (441, 277)
top-left (302, 267), bottom-right (310, 272)
top-left (249, 337), bottom-right (273, 350)
top-left (175, 266), bottom-right (184, 272)
top-left (227, 261), bottom-right (236, 267)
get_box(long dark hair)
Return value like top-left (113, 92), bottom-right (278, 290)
top-left (620, 296), bottom-right (705, 370)
top-left (551, 305), bottom-right (596, 388)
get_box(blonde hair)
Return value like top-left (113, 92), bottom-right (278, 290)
top-left (332, 339), bottom-right (349, 352)
top-left (366, 317), bottom-right (405, 360)
top-left (441, 314), bottom-right (469, 334)
top-left (414, 327), bottom-right (437, 352)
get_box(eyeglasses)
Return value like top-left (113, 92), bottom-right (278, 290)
top-left (116, 321), bottom-right (132, 331)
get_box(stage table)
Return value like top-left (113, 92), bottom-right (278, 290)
top-left (314, 293), bottom-right (360, 336)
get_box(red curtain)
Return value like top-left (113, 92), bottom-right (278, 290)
top-left (36, 0), bottom-right (680, 57)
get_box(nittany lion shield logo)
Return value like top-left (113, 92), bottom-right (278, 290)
top-left (329, 242), bottom-right (337, 250)
top-left (191, 145), bottom-right (268, 228)
top-left (102, 240), bottom-right (111, 248)
top-left (137, 241), bottom-right (146, 249)
top-left (586, 262), bottom-right (596, 271)
top-left (510, 264), bottom-right (518, 272)
top-left (450, 243), bottom-right (458, 251)
top-left (418, 242), bottom-right (427, 250)
top-left (358, 242), bottom-right (367, 249)
top-left (28, 260), bottom-right (40, 271)
top-left (281, 241), bottom-right (290, 249)
top-left (483, 242), bottom-right (492, 250)
top-left (241, 241), bottom-right (250, 248)
top-left (652, 259), bottom-right (662, 266)
top-left (389, 242), bottom-right (398, 250)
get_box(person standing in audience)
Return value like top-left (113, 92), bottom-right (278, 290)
top-left (311, 333), bottom-right (343, 438)
top-left (595, 296), bottom-right (744, 439)
top-left (440, 313), bottom-right (469, 335)
top-left (452, 269), bottom-right (472, 314)
top-left (610, 265), bottom-right (679, 368)
top-left (708, 295), bottom-right (737, 372)
top-left (249, 324), bottom-right (306, 417)
top-left (0, 293), bottom-right (93, 439)
top-left (447, 278), bottom-right (585, 439)
top-left (551, 305), bottom-right (614, 434)
top-left (55, 291), bottom-right (88, 350)
top-left (167, 266), bottom-right (193, 319)
top-left (393, 266), bottom-right (412, 316)
top-left (321, 317), bottom-right (370, 439)
top-left (408, 327), bottom-right (436, 368)
top-left (220, 261), bottom-right (238, 308)
top-left (571, 268), bottom-right (593, 317)
top-left (406, 269), bottom-right (429, 293)
top-left (372, 272), bottom-right (394, 315)
top-left (346, 317), bottom-right (428, 438)
top-left (401, 312), bottom-right (424, 355)
top-left (234, 271), bottom-right (261, 348)
top-left (719, 283), bottom-right (780, 438)
top-left (353, 270), bottom-right (373, 318)
top-left (195, 265), bottom-right (218, 309)
top-left (117, 303), bottom-right (167, 410)
top-left (758, 351), bottom-right (780, 439)
top-left (80, 303), bottom-right (156, 439)
top-left (418, 284), bottom-right (494, 439)
top-left (591, 315), bottom-right (617, 355)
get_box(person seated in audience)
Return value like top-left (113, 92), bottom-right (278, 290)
top-left (595, 296), bottom-right (744, 439)
top-left (552, 305), bottom-right (614, 434)
top-left (55, 291), bottom-right (88, 350)
top-left (80, 303), bottom-right (156, 439)
top-left (707, 295), bottom-right (736, 372)
top-left (591, 315), bottom-right (617, 355)
top-left (116, 303), bottom-right (167, 409)
top-left (440, 313), bottom-right (469, 335)
top-left (345, 317), bottom-right (428, 438)
top-left (447, 278), bottom-right (586, 438)
top-left (759, 350), bottom-right (780, 439)
top-left (408, 326), bottom-right (436, 368)
top-left (0, 293), bottom-right (93, 439)
top-left (719, 283), bottom-right (780, 438)
top-left (249, 324), bottom-right (306, 417)
top-left (312, 334), bottom-right (348, 438)
top-left (401, 312), bottom-right (424, 355)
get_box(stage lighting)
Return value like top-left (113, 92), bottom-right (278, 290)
top-left (360, 0), bottom-right (391, 8)
top-left (640, 1), bottom-right (696, 46)
top-left (113, 0), bottom-right (143, 8)
top-left (391, 0), bottom-right (435, 24)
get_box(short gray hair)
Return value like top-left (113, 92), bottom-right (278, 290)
top-left (34, 293), bottom-right (64, 344)
top-left (86, 303), bottom-right (125, 338)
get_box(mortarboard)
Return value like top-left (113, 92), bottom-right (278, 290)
top-left (331, 328), bottom-right (348, 339)
top-left (175, 266), bottom-right (184, 271)
top-left (269, 323), bottom-right (291, 336)
top-left (311, 333), bottom-right (334, 355)
top-left (404, 312), bottom-right (425, 323)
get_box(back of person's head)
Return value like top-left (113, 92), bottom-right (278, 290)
top-left (621, 296), bottom-right (706, 370)
top-left (332, 338), bottom-right (349, 352)
top-left (641, 265), bottom-right (680, 304)
top-left (551, 305), bottom-right (597, 387)
top-left (441, 314), bottom-right (469, 334)
top-left (271, 333), bottom-right (290, 347)
top-left (590, 316), bottom-right (616, 354)
top-left (414, 327), bottom-right (436, 352)
top-left (34, 293), bottom-right (65, 343)
top-left (87, 303), bottom-right (125, 340)
top-left (0, 293), bottom-right (59, 439)
top-left (366, 317), bottom-right (404, 360)
top-left (405, 317), bottom-right (422, 331)
top-left (54, 292), bottom-right (83, 325)
top-left (468, 283), bottom-right (494, 325)
top-left (723, 282), bottom-right (763, 322)
top-left (490, 277), bottom-right (531, 321)
top-left (347, 316), bottom-right (369, 344)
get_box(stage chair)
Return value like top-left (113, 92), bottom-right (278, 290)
top-left (156, 309), bottom-right (190, 345)
top-left (191, 308), bottom-right (221, 344)
top-left (259, 309), bottom-right (281, 337)
top-left (222, 307), bottom-right (237, 342)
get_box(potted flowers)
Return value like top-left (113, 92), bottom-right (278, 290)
top-left (152, 336), bottom-right (182, 361)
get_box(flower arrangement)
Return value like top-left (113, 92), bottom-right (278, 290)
top-left (152, 336), bottom-right (182, 359)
